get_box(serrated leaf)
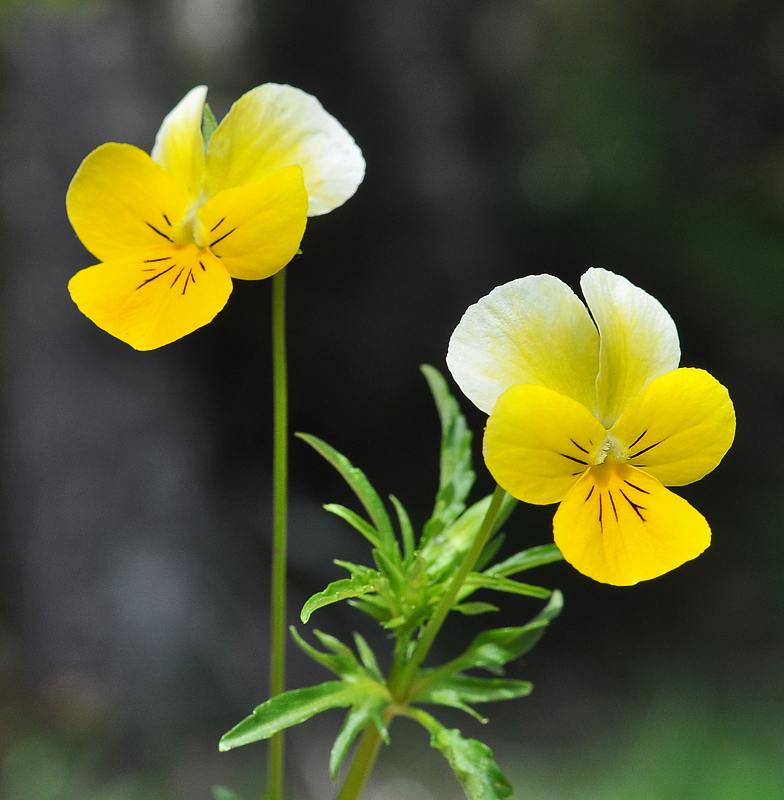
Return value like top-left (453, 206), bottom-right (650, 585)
top-left (324, 504), bottom-right (384, 550)
top-left (301, 577), bottom-right (378, 623)
top-left (485, 543), bottom-right (564, 577)
top-left (211, 787), bottom-right (244, 800)
top-left (220, 681), bottom-right (373, 750)
top-left (453, 602), bottom-right (499, 616)
top-left (297, 433), bottom-right (396, 551)
top-left (407, 707), bottom-right (512, 800)
top-left (460, 573), bottom-right (551, 601)
top-left (329, 699), bottom-right (390, 781)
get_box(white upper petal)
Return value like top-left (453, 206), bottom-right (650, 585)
top-left (446, 275), bottom-right (600, 415)
top-left (581, 268), bottom-right (680, 428)
top-left (205, 83), bottom-right (365, 216)
top-left (150, 86), bottom-right (207, 200)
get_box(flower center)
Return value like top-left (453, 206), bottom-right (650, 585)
top-left (172, 200), bottom-right (208, 249)
top-left (591, 433), bottom-right (627, 466)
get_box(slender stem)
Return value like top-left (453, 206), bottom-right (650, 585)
top-left (268, 268), bottom-right (289, 800)
top-left (334, 719), bottom-right (385, 800)
top-left (336, 484), bottom-right (508, 800)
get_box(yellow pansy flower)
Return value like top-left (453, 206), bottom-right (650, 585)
top-left (446, 268), bottom-right (735, 586)
top-left (67, 84), bottom-right (365, 350)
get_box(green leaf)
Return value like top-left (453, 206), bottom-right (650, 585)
top-left (353, 632), bottom-right (384, 683)
top-left (406, 707), bottom-right (513, 800)
top-left (220, 681), bottom-right (370, 750)
top-left (421, 494), bottom-right (492, 580)
top-left (372, 547), bottom-right (404, 591)
top-left (390, 494), bottom-right (415, 564)
top-left (437, 590), bottom-right (564, 676)
top-left (453, 601), bottom-right (499, 616)
top-left (460, 573), bottom-right (551, 601)
top-left (323, 504), bottom-right (384, 550)
top-left (411, 674), bottom-right (533, 720)
top-left (329, 700), bottom-right (390, 781)
top-left (290, 627), bottom-right (360, 677)
top-left (301, 577), bottom-right (378, 624)
top-left (211, 787), bottom-right (244, 800)
top-left (201, 103), bottom-right (219, 149)
top-left (297, 433), bottom-right (397, 551)
top-left (485, 543), bottom-right (564, 577)
top-left (420, 365), bottom-right (476, 546)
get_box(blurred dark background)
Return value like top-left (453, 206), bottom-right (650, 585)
top-left (1, 0), bottom-right (783, 798)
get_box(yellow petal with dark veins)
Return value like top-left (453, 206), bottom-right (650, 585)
top-left (198, 165), bottom-right (308, 280)
top-left (553, 461), bottom-right (711, 585)
top-left (483, 383), bottom-right (607, 505)
top-left (68, 244), bottom-right (232, 350)
top-left (67, 143), bottom-right (190, 262)
top-left (610, 367), bottom-right (736, 487)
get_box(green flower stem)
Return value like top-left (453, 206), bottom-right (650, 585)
top-left (336, 483), bottom-right (508, 800)
top-left (268, 268), bottom-right (289, 800)
top-left (334, 713), bottom-right (387, 800)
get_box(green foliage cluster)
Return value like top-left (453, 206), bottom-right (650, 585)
top-left (217, 367), bottom-right (564, 799)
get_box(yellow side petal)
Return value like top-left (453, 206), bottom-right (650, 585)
top-left (150, 85), bottom-right (207, 199)
top-left (483, 384), bottom-right (607, 505)
top-left (610, 367), bottom-right (736, 486)
top-left (447, 275), bottom-right (600, 415)
top-left (205, 83), bottom-right (365, 216)
top-left (581, 268), bottom-right (681, 428)
top-left (554, 462), bottom-right (711, 585)
top-left (68, 244), bottom-right (232, 350)
top-left (67, 143), bottom-right (189, 262)
top-left (198, 165), bottom-right (308, 281)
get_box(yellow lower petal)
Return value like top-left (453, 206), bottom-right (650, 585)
top-left (483, 384), bottom-right (607, 505)
top-left (68, 244), bottom-right (233, 350)
top-left (553, 461), bottom-right (711, 585)
top-left (610, 367), bottom-right (736, 487)
top-left (198, 165), bottom-right (308, 280)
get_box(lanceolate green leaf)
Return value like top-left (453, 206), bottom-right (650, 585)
top-left (329, 700), bottom-right (390, 781)
top-left (460, 573), bottom-right (551, 601)
top-left (323, 503), bottom-right (385, 550)
top-left (410, 673), bottom-right (533, 720)
top-left (301, 577), bottom-right (378, 624)
top-left (353, 632), bottom-right (384, 682)
top-left (436, 590), bottom-right (564, 676)
top-left (421, 495), bottom-right (492, 580)
top-left (389, 494), bottom-right (415, 563)
top-left (420, 365), bottom-right (475, 546)
top-left (297, 433), bottom-right (396, 550)
top-left (453, 601), bottom-right (499, 616)
top-left (485, 543), bottom-right (564, 578)
top-left (220, 680), bottom-right (388, 750)
top-left (405, 707), bottom-right (513, 800)
top-left (290, 627), bottom-right (360, 677)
